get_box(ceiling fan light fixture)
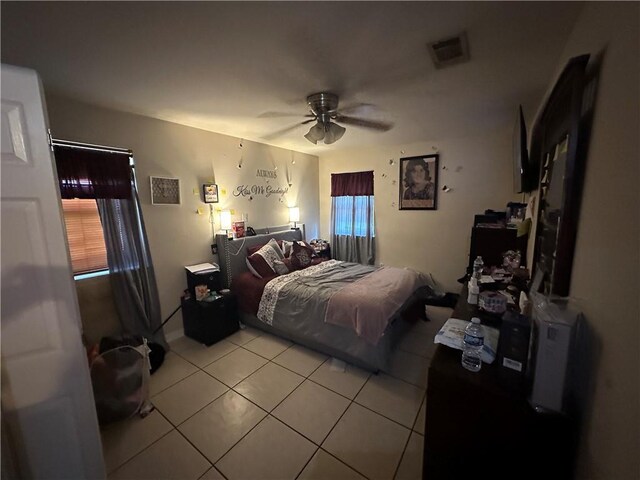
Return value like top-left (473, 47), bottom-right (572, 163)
top-left (323, 122), bottom-right (346, 145)
top-left (304, 122), bottom-right (325, 144)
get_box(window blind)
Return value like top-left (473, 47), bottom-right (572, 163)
top-left (62, 199), bottom-right (108, 274)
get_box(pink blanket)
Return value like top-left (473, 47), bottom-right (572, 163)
top-left (325, 266), bottom-right (422, 345)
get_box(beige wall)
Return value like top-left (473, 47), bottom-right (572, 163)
top-left (45, 95), bottom-right (319, 337)
top-left (318, 129), bottom-right (522, 293)
top-left (529, 3), bottom-right (639, 478)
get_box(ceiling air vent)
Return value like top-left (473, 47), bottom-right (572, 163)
top-left (427, 32), bottom-right (470, 69)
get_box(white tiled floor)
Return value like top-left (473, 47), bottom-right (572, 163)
top-left (103, 306), bottom-right (452, 480)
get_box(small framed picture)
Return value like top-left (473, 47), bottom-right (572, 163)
top-left (150, 176), bottom-right (181, 205)
top-left (399, 154), bottom-right (439, 210)
top-left (203, 183), bottom-right (219, 203)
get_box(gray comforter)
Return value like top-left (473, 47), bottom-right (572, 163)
top-left (257, 260), bottom-right (424, 345)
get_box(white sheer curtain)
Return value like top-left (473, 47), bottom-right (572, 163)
top-left (331, 195), bottom-right (376, 265)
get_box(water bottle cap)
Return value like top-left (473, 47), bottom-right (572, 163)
top-left (471, 317), bottom-right (481, 324)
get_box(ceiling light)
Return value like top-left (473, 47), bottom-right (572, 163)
top-left (323, 122), bottom-right (346, 145)
top-left (305, 121), bottom-right (345, 145)
top-left (304, 122), bottom-right (325, 144)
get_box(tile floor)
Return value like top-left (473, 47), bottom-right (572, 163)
top-left (102, 306), bottom-right (452, 480)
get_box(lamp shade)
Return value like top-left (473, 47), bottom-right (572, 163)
top-left (220, 210), bottom-right (232, 231)
top-left (289, 207), bottom-right (300, 223)
top-left (304, 123), bottom-right (325, 144)
top-left (323, 122), bottom-right (346, 145)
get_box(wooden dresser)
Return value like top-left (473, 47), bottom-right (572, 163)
top-left (422, 290), bottom-right (576, 479)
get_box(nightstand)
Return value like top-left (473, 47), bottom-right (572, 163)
top-left (181, 294), bottom-right (239, 346)
top-left (314, 243), bottom-right (331, 260)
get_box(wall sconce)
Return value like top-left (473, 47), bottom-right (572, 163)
top-left (220, 210), bottom-right (232, 238)
top-left (289, 206), bottom-right (300, 230)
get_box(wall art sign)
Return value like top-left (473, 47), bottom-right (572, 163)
top-left (150, 176), bottom-right (181, 205)
top-left (399, 154), bottom-right (439, 210)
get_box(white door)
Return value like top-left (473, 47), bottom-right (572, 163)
top-left (1, 64), bottom-right (105, 479)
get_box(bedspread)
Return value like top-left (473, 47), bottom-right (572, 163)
top-left (325, 266), bottom-right (424, 345)
top-left (256, 260), bottom-right (424, 346)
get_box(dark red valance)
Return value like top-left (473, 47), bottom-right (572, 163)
top-left (331, 171), bottom-right (374, 197)
top-left (54, 146), bottom-right (132, 199)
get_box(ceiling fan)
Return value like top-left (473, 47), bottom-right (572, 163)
top-left (303, 92), bottom-right (393, 145)
top-left (262, 92), bottom-right (393, 145)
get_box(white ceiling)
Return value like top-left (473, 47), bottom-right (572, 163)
top-left (1, 1), bottom-right (583, 155)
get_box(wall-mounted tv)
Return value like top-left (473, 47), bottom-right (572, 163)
top-left (513, 105), bottom-right (534, 193)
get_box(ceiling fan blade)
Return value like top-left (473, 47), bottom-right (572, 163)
top-left (261, 121), bottom-right (309, 141)
top-left (335, 103), bottom-right (376, 115)
top-left (335, 115), bottom-right (393, 131)
top-left (258, 112), bottom-right (315, 119)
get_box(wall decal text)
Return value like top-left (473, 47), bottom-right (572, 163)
top-left (256, 169), bottom-right (277, 179)
top-left (233, 184), bottom-right (288, 198)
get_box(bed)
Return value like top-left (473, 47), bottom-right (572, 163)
top-left (216, 227), bottom-right (430, 372)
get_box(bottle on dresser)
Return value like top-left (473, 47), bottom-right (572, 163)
top-left (467, 277), bottom-right (480, 305)
top-left (472, 256), bottom-right (484, 282)
top-left (461, 317), bottom-right (484, 372)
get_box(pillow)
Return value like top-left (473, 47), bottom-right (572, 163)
top-left (246, 238), bottom-right (284, 278)
top-left (275, 240), bottom-right (313, 259)
top-left (289, 241), bottom-right (314, 270)
top-left (247, 239), bottom-right (284, 257)
top-left (281, 240), bottom-right (294, 258)
top-left (282, 257), bottom-right (294, 271)
top-left (272, 260), bottom-right (290, 276)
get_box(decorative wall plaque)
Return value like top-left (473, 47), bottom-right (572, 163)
top-left (150, 176), bottom-right (181, 205)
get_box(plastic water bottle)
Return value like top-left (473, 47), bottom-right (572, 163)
top-left (461, 317), bottom-right (484, 372)
top-left (472, 256), bottom-right (484, 282)
top-left (467, 277), bottom-right (479, 305)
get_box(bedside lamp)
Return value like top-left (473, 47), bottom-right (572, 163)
top-left (289, 207), bottom-right (300, 230)
top-left (220, 210), bottom-right (232, 239)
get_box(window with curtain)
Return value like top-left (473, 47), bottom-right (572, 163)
top-left (55, 144), bottom-right (131, 277)
top-left (61, 198), bottom-right (109, 274)
top-left (330, 171), bottom-right (376, 265)
top-left (333, 196), bottom-right (375, 236)
top-left (53, 142), bottom-right (167, 348)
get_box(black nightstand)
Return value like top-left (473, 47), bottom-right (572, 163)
top-left (315, 244), bottom-right (331, 260)
top-left (181, 294), bottom-right (239, 346)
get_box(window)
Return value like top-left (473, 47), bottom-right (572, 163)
top-left (61, 198), bottom-right (108, 275)
top-left (330, 171), bottom-right (375, 264)
top-left (333, 195), bottom-right (375, 237)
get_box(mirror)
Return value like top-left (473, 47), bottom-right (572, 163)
top-left (531, 54), bottom-right (596, 297)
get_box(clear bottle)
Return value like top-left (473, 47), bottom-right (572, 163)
top-left (472, 256), bottom-right (484, 282)
top-left (461, 317), bottom-right (484, 372)
top-left (467, 277), bottom-right (479, 305)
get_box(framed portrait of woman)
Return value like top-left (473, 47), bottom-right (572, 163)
top-left (399, 154), bottom-right (439, 210)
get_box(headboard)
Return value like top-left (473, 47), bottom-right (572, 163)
top-left (216, 227), bottom-right (304, 288)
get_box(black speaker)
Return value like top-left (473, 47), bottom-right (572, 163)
top-left (498, 310), bottom-right (531, 374)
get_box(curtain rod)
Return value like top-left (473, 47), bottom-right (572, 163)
top-left (52, 137), bottom-right (133, 156)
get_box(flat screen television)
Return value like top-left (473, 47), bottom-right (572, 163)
top-left (513, 105), bottom-right (532, 193)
